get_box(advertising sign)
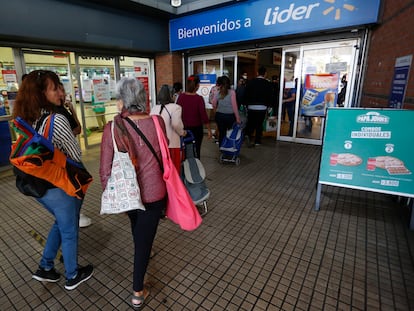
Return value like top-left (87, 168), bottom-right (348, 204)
top-left (197, 74), bottom-right (217, 109)
top-left (301, 73), bottom-right (339, 116)
top-left (389, 55), bottom-right (412, 109)
top-left (1, 69), bottom-right (17, 84)
top-left (170, 0), bottom-right (381, 51)
top-left (317, 109), bottom-right (414, 209)
top-left (134, 61), bottom-right (150, 111)
top-left (92, 78), bottom-right (110, 102)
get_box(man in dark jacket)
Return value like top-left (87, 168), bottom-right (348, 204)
top-left (243, 66), bottom-right (273, 146)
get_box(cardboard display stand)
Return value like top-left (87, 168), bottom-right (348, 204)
top-left (315, 108), bottom-right (414, 229)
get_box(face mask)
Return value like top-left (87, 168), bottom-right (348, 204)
top-left (242, 75), bottom-right (247, 79)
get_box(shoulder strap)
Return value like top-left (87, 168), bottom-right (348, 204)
top-left (160, 104), bottom-right (172, 119)
top-left (43, 114), bottom-right (55, 141)
top-left (110, 121), bottom-right (119, 153)
top-left (124, 117), bottom-right (163, 171)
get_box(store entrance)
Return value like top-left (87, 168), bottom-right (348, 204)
top-left (187, 39), bottom-right (360, 145)
top-left (278, 40), bottom-right (359, 144)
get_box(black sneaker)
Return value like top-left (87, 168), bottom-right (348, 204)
top-left (64, 264), bottom-right (94, 290)
top-left (32, 267), bottom-right (61, 282)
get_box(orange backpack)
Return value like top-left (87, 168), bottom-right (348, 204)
top-left (10, 114), bottom-right (92, 199)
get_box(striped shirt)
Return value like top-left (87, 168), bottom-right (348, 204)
top-left (36, 113), bottom-right (81, 162)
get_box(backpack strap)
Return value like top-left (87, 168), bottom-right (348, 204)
top-left (43, 114), bottom-right (55, 141)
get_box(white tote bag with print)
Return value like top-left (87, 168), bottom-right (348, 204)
top-left (100, 122), bottom-right (145, 214)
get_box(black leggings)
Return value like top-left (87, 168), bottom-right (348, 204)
top-left (185, 125), bottom-right (204, 159)
top-left (127, 197), bottom-right (166, 292)
top-left (215, 112), bottom-right (236, 147)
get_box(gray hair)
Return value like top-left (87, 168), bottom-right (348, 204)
top-left (115, 77), bottom-right (147, 112)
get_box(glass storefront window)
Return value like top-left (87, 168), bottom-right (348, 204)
top-left (0, 47), bottom-right (16, 166)
top-left (0, 47), bottom-right (17, 116)
top-left (120, 56), bottom-right (152, 108)
top-left (0, 47), bottom-right (155, 154)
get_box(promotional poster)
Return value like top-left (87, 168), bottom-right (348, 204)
top-left (318, 109), bottom-right (414, 197)
top-left (301, 73), bottom-right (339, 117)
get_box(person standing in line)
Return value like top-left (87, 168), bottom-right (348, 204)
top-left (243, 66), bottom-right (273, 147)
top-left (236, 75), bottom-right (247, 108)
top-left (56, 83), bottom-right (92, 228)
top-left (150, 84), bottom-right (186, 172)
top-left (337, 74), bottom-right (347, 107)
top-left (176, 75), bottom-right (212, 158)
top-left (172, 81), bottom-right (183, 103)
top-left (13, 70), bottom-right (93, 290)
top-left (210, 75), bottom-right (241, 147)
top-left (100, 77), bottom-right (167, 309)
top-left (282, 79), bottom-right (297, 136)
top-left (56, 83), bottom-right (81, 135)
top-left (209, 77), bottom-right (223, 144)
top-left (271, 75), bottom-right (280, 118)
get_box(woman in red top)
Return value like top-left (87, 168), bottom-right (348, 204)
top-left (177, 75), bottom-right (211, 158)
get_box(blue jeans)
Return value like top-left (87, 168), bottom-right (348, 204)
top-left (36, 188), bottom-right (82, 279)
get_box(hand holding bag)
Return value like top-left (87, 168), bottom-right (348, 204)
top-left (152, 116), bottom-right (202, 231)
top-left (100, 121), bottom-right (145, 214)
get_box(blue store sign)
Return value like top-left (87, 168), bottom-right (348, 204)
top-left (389, 55), bottom-right (412, 109)
top-left (170, 0), bottom-right (381, 51)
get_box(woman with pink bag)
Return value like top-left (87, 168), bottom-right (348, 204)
top-left (100, 77), bottom-right (167, 309)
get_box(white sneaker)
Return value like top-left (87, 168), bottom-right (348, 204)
top-left (79, 214), bottom-right (92, 228)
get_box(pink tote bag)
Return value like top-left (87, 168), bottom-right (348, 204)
top-left (152, 116), bottom-right (202, 231)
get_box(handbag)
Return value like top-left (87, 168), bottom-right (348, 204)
top-left (10, 114), bottom-right (92, 199)
top-left (14, 166), bottom-right (54, 198)
top-left (100, 121), bottom-right (145, 214)
top-left (152, 116), bottom-right (202, 231)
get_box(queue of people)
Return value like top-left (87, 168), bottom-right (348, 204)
top-left (176, 75), bottom-right (211, 159)
top-left (11, 73), bottom-right (208, 308)
top-left (10, 69), bottom-right (301, 308)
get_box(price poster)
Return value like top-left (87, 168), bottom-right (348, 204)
top-left (301, 73), bottom-right (339, 117)
top-left (317, 109), bottom-right (414, 203)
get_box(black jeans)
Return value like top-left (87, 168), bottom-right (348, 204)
top-left (245, 109), bottom-right (267, 144)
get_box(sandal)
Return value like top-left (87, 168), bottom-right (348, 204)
top-left (131, 287), bottom-right (150, 309)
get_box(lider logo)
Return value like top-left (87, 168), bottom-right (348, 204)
top-left (323, 0), bottom-right (356, 20)
top-left (263, 0), bottom-right (358, 25)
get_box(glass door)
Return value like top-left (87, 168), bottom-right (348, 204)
top-left (278, 40), bottom-right (359, 145)
top-left (278, 48), bottom-right (300, 139)
top-left (188, 53), bottom-right (237, 105)
top-left (74, 54), bottom-right (118, 148)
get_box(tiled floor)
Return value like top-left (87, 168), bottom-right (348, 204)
top-left (1, 136), bottom-right (414, 310)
